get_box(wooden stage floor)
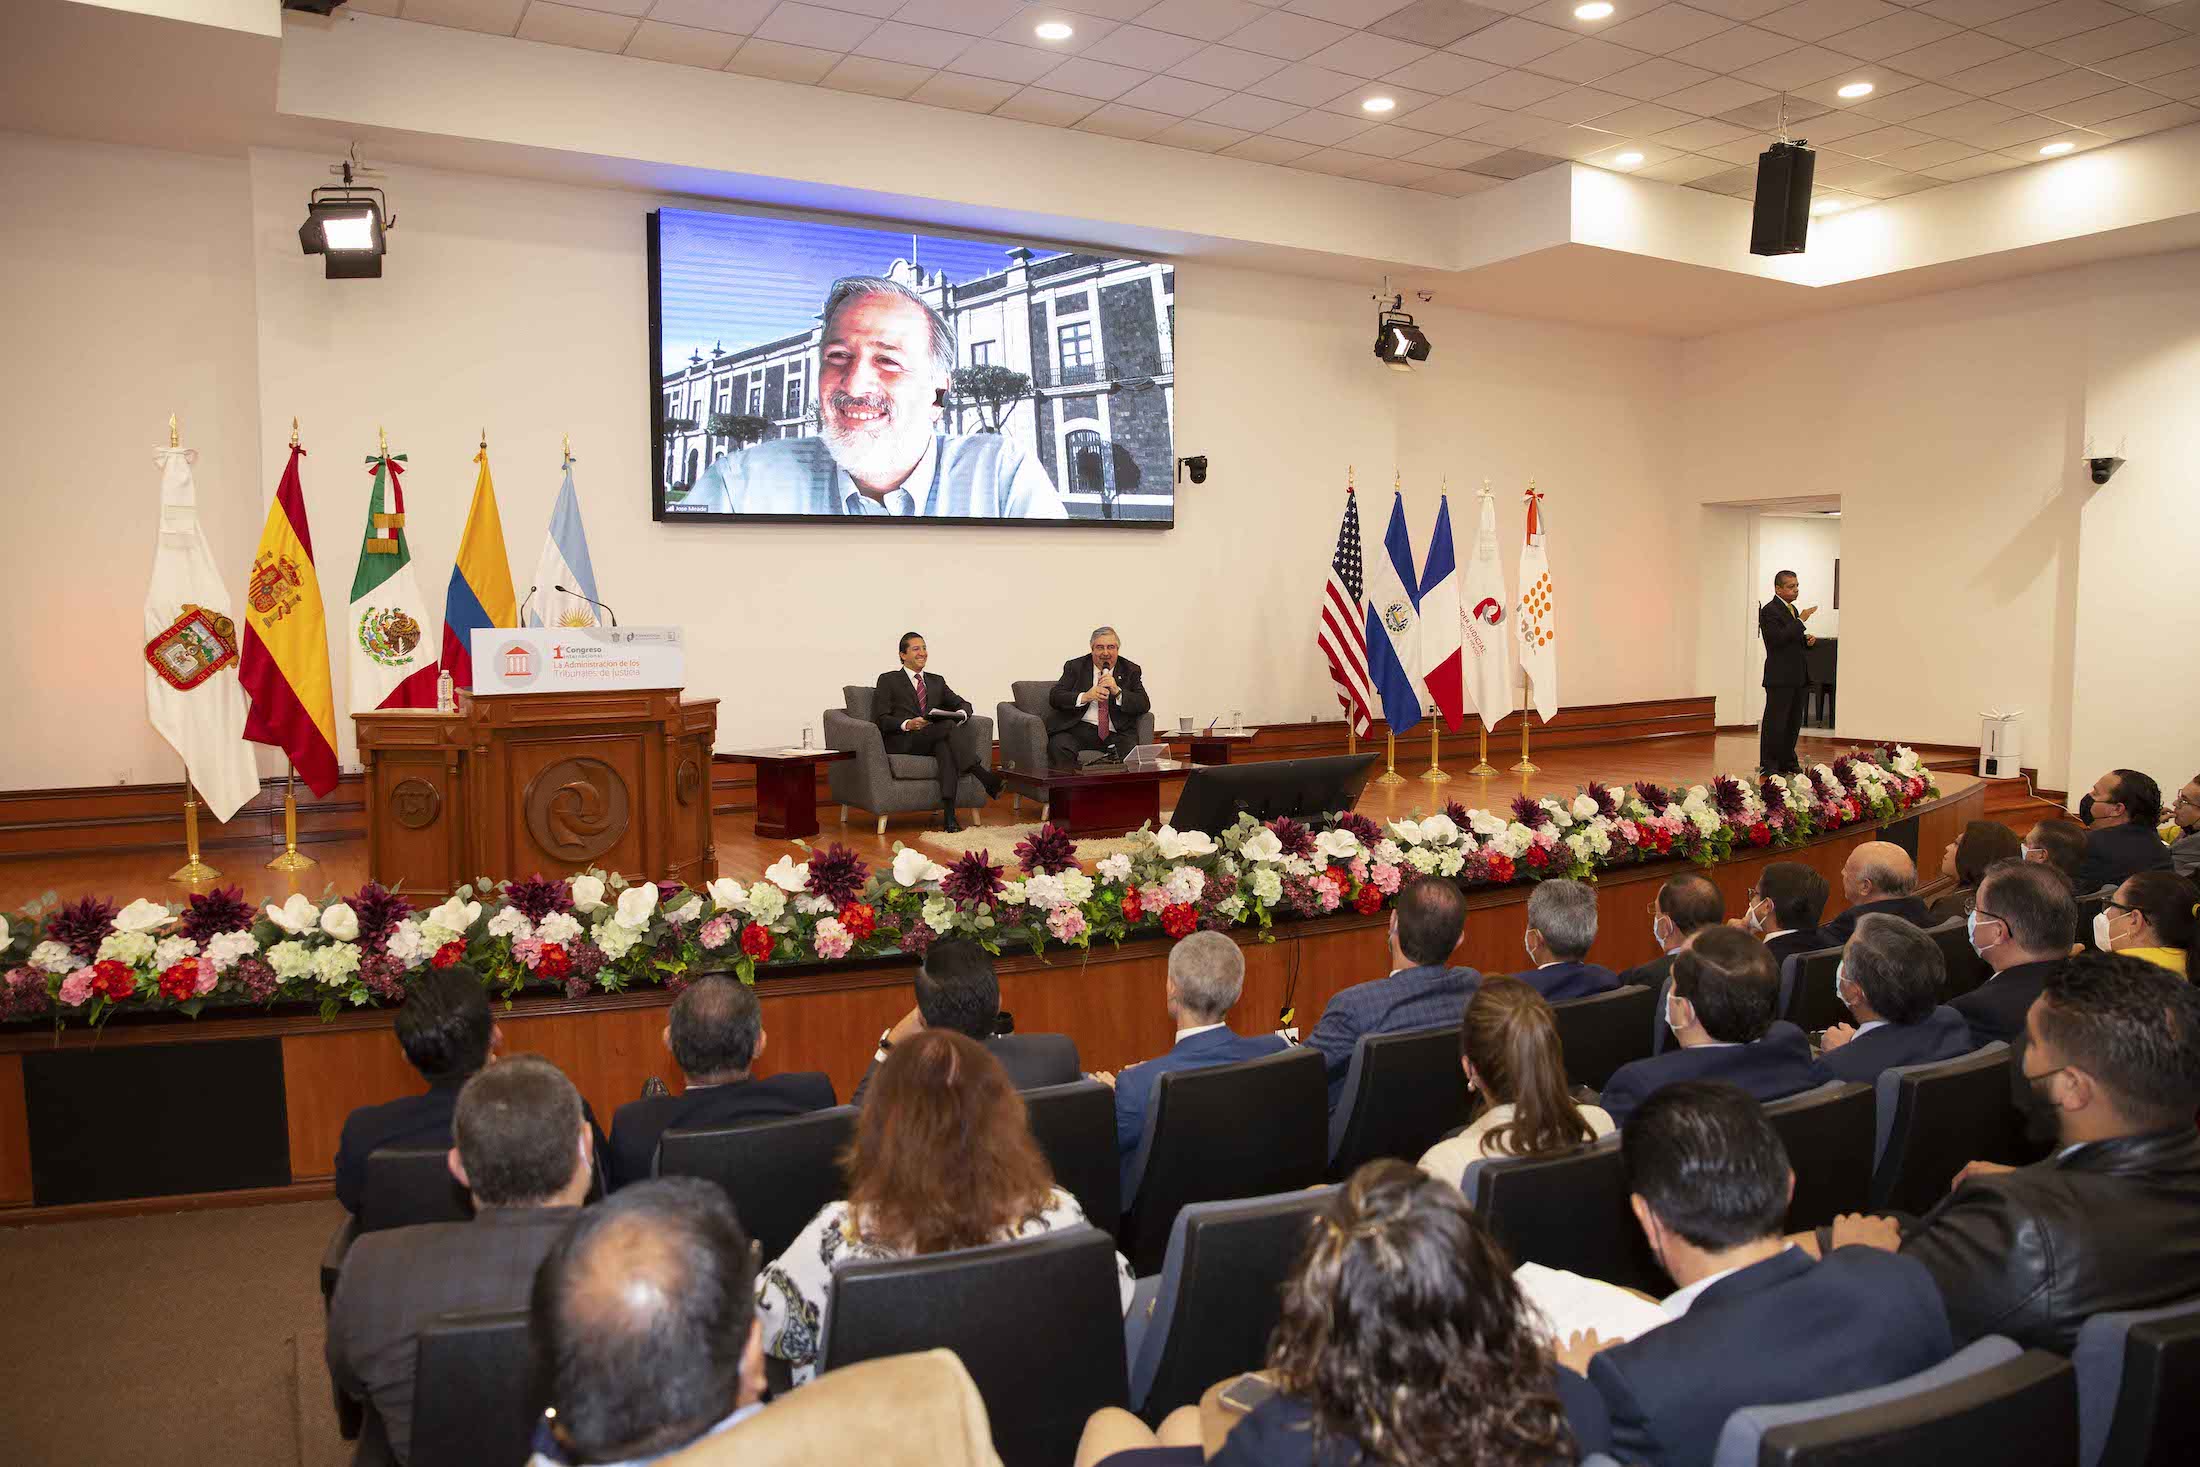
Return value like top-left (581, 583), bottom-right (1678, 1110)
top-left (0, 731), bottom-right (2053, 909)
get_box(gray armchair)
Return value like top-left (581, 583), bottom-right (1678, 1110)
top-left (824, 685), bottom-right (993, 835)
top-left (995, 679), bottom-right (1155, 813)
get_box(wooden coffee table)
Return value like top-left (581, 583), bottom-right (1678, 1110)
top-left (999, 758), bottom-right (1192, 837)
top-left (724, 747), bottom-right (853, 839)
top-left (1162, 727), bottom-right (1260, 765)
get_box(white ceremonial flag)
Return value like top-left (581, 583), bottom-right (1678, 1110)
top-left (1461, 483), bottom-right (1515, 729)
top-left (143, 445), bottom-right (261, 822)
top-left (1514, 483), bottom-right (1559, 723)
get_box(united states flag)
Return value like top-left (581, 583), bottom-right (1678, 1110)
top-left (1318, 487), bottom-right (1375, 736)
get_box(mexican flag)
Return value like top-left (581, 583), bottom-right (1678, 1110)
top-left (346, 449), bottom-right (439, 713)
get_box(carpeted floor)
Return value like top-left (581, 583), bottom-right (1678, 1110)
top-left (919, 820), bottom-right (1161, 867)
top-left (0, 1199), bottom-right (354, 1467)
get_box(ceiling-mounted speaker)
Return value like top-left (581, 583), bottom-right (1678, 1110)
top-left (1750, 140), bottom-right (1815, 257)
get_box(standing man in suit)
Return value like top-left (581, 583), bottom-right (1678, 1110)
top-left (1950, 858), bottom-right (2078, 1048)
top-left (1093, 930), bottom-right (1288, 1202)
top-left (1046, 625), bottom-right (1148, 766)
top-left (1561, 1082), bottom-right (1954, 1467)
top-left (1307, 877), bottom-right (1481, 1111)
top-left (2076, 768), bottom-right (2173, 891)
top-left (1513, 878), bottom-right (1619, 1002)
top-left (1758, 570), bottom-right (1816, 776)
top-left (1807, 842), bottom-right (1931, 949)
top-left (852, 938), bottom-right (1080, 1103)
top-left (1599, 927), bottom-right (1820, 1127)
top-left (1813, 915), bottom-right (1976, 1083)
top-left (606, 977), bottom-right (836, 1189)
top-left (328, 1056), bottom-right (596, 1465)
top-left (875, 632), bottom-right (1003, 833)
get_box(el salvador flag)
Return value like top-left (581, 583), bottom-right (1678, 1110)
top-left (529, 464), bottom-right (602, 627)
top-left (1364, 491), bottom-right (1427, 734)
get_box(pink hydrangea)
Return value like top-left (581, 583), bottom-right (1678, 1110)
top-left (700, 914), bottom-right (735, 951)
top-left (1047, 905), bottom-right (1089, 942)
top-left (1314, 878), bottom-right (1342, 913)
top-left (812, 918), bottom-right (852, 961)
top-left (59, 969), bottom-right (96, 1007)
top-left (513, 936), bottom-right (546, 970)
top-left (1348, 855), bottom-right (1370, 884)
top-left (1533, 826), bottom-right (1561, 850)
top-left (1370, 862), bottom-right (1402, 895)
top-left (194, 955), bottom-right (218, 996)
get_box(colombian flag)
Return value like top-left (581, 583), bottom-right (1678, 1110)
top-left (240, 441), bottom-right (340, 796)
top-left (439, 445), bottom-right (517, 690)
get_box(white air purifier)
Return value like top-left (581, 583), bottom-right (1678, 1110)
top-left (1979, 711), bottom-right (2023, 780)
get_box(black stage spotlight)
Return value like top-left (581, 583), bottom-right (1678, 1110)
top-left (1750, 139), bottom-right (1815, 257)
top-left (1373, 301), bottom-right (1432, 371)
top-left (299, 158), bottom-right (393, 279)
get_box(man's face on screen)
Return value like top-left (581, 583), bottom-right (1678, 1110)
top-left (818, 292), bottom-right (945, 496)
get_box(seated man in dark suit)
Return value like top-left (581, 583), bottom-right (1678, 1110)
top-left (1825, 954), bottom-right (2200, 1352)
top-left (333, 966), bottom-right (499, 1214)
top-left (1737, 860), bottom-right (1832, 972)
top-left (2077, 767), bottom-right (2173, 892)
top-left (606, 976), bottom-right (835, 1189)
top-left (1045, 625), bottom-right (1148, 766)
top-left (852, 938), bottom-right (1079, 1103)
top-left (1599, 927), bottom-right (1819, 1128)
top-left (1564, 1082), bottom-right (1953, 1467)
top-left (1512, 878), bottom-right (1618, 1002)
top-left (873, 631), bottom-right (1003, 833)
top-left (1807, 841), bottom-right (1931, 949)
top-left (1949, 858), bottom-right (2078, 1048)
top-left (2023, 815), bottom-right (2089, 888)
top-left (1813, 914), bottom-right (1975, 1083)
top-left (1307, 877), bottom-right (1481, 1112)
top-left (1617, 870), bottom-right (1725, 995)
top-left (527, 1178), bottom-right (769, 1466)
top-left (328, 1055), bottom-right (595, 1465)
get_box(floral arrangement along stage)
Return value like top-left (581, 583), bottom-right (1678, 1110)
top-left (0, 748), bottom-right (1936, 1032)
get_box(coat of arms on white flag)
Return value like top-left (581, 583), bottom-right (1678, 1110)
top-left (143, 446), bottom-right (261, 821)
top-left (1514, 482), bottom-right (1559, 723)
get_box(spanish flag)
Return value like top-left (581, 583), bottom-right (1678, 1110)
top-left (439, 444), bottom-right (517, 691)
top-left (240, 440), bottom-right (339, 796)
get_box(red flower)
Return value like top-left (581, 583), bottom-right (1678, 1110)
top-left (838, 903), bottom-right (877, 941)
top-left (1524, 844), bottom-right (1550, 870)
top-left (156, 961), bottom-right (199, 1001)
top-left (1748, 823), bottom-right (1771, 846)
top-left (431, 941), bottom-right (466, 969)
top-left (1121, 888), bottom-right (1145, 924)
top-left (740, 923), bottom-right (775, 962)
top-left (1485, 853), bottom-right (1516, 884)
top-left (1320, 867), bottom-right (1350, 894)
top-left (1352, 884), bottom-right (1383, 915)
top-left (535, 943), bottom-right (571, 979)
top-left (1654, 829), bottom-right (1674, 853)
top-left (1161, 903), bottom-right (1199, 939)
top-left (91, 959), bottom-right (137, 1001)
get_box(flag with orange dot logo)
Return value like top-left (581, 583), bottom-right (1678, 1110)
top-left (1515, 484), bottom-right (1559, 722)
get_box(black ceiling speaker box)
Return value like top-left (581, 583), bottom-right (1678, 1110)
top-left (1751, 140), bottom-right (1816, 257)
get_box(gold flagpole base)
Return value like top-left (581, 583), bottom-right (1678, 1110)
top-left (266, 786), bottom-right (318, 872)
top-left (169, 789), bottom-right (218, 884)
top-left (1469, 728), bottom-right (1497, 777)
top-left (267, 849), bottom-right (316, 873)
top-left (1420, 717), bottom-right (1450, 781)
top-left (1420, 767), bottom-right (1452, 782)
top-left (169, 857), bottom-right (219, 883)
top-left (1509, 759), bottom-right (1541, 774)
top-left (1374, 732), bottom-right (1406, 785)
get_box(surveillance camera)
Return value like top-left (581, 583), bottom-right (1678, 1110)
top-left (1178, 455), bottom-right (1208, 485)
top-left (2087, 456), bottom-right (2124, 485)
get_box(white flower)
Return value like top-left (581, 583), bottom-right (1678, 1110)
top-left (113, 898), bottom-right (174, 934)
top-left (744, 883), bottom-right (787, 925)
top-left (422, 896), bottom-right (482, 946)
top-left (1313, 829), bottom-right (1362, 862)
top-left (264, 893), bottom-right (320, 935)
top-left (97, 930), bottom-right (155, 965)
top-left (31, 940), bottom-right (83, 975)
top-left (1215, 895), bottom-right (1247, 921)
top-left (667, 895), bottom-right (705, 925)
top-left (569, 874), bottom-right (607, 913)
top-left (267, 940), bottom-right (316, 980)
top-left (316, 902), bottom-right (360, 942)
top-left (1164, 866), bottom-right (1206, 904)
top-left (794, 893), bottom-right (834, 916)
top-left (707, 877), bottom-right (747, 912)
top-left (1405, 847), bottom-right (1440, 874)
top-left (921, 895), bottom-right (957, 933)
top-left (1249, 868), bottom-right (1284, 905)
top-left (204, 930), bottom-right (259, 973)
top-left (487, 906), bottom-right (534, 940)
top-left (999, 880), bottom-right (1029, 907)
top-left (0, 915), bottom-right (7, 948)
top-left (1542, 799), bottom-right (1574, 829)
top-left (1417, 812), bottom-right (1462, 845)
top-left (1280, 854), bottom-right (1315, 878)
top-left (1572, 793), bottom-right (1600, 821)
top-left (1690, 807), bottom-right (1721, 836)
top-left (1059, 871), bottom-right (1096, 905)
top-left (1468, 808), bottom-right (1510, 839)
top-left (1437, 849), bottom-right (1466, 876)
top-left (1022, 873), bottom-right (1066, 910)
top-left (314, 943), bottom-right (361, 987)
top-left (596, 921), bottom-right (641, 961)
top-left (535, 912), bottom-right (582, 945)
top-left (765, 856), bottom-right (810, 893)
top-left (614, 884), bottom-right (659, 929)
top-left (1388, 818), bottom-right (1423, 845)
top-left (385, 919), bottom-right (429, 968)
top-left (1373, 838), bottom-right (1404, 865)
top-left (1153, 826), bottom-right (1217, 860)
top-left (1096, 852), bottom-right (1134, 884)
top-left (152, 935), bottom-right (200, 970)
top-left (1238, 828), bottom-right (1285, 863)
top-left (1496, 826), bottom-right (1533, 859)
top-left (892, 847), bottom-right (948, 888)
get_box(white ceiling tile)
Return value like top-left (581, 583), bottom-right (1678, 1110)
top-left (1465, 107), bottom-right (1579, 139)
top-left (1668, 24), bottom-right (1799, 68)
top-left (1735, 41), bottom-right (1865, 83)
top-left (1600, 54), bottom-right (1720, 93)
top-left (726, 36), bottom-right (842, 80)
top-left (648, 0), bottom-right (775, 33)
top-left (1372, 0), bottom-right (1519, 47)
top-left (1521, 83), bottom-right (1631, 117)
top-left (625, 18), bottom-right (744, 65)
top-left (1039, 55), bottom-right (1153, 96)
top-left (1196, 90), bottom-right (1306, 126)
top-left (991, 86), bottom-right (1105, 123)
top-left (1594, 98), bottom-right (1702, 129)
top-left (1525, 123), bottom-right (1623, 157)
top-left (1980, 0), bottom-right (2130, 45)
top-left (2150, 62), bottom-right (2200, 96)
top-left (518, 1), bottom-right (638, 50)
top-left (853, 20), bottom-right (972, 66)
top-left (1117, 71), bottom-right (1233, 110)
top-left (1221, 132), bottom-right (1323, 160)
top-left (1585, 136), bottom-right (1686, 165)
top-left (1820, 10), bottom-right (1958, 58)
top-left (560, 0), bottom-right (654, 16)
top-left (1780, 100), bottom-right (1880, 132)
top-left (2142, 0), bottom-right (2200, 25)
top-left (1053, 0), bottom-right (1171, 17)
top-left (1689, 163), bottom-right (1762, 194)
top-left (1382, 49), bottom-right (1504, 87)
top-left (821, 54), bottom-right (935, 96)
top-left (1905, 95), bottom-right (2020, 129)
top-left (1757, 0), bottom-right (1901, 42)
top-left (805, 0), bottom-right (901, 16)
top-left (1168, 44), bottom-right (1291, 85)
top-left (1335, 122), bottom-right (1447, 153)
top-left (1883, 30), bottom-right (2021, 76)
top-left (2045, 79), bottom-right (2183, 118)
top-left (1691, 0), bottom-right (1797, 19)
top-left (1788, 60), bottom-right (1922, 101)
top-left (991, 7), bottom-right (1123, 53)
top-left (886, 0), bottom-right (1024, 36)
top-left (1467, 143), bottom-right (1572, 174)
top-left (1246, 58), bottom-right (1366, 99)
top-left (2038, 13), bottom-right (2180, 58)
top-left (1447, 16), bottom-right (1580, 61)
top-left (1700, 130), bottom-right (1778, 159)
top-left (1604, 3), bottom-right (1742, 53)
top-left (1402, 93), bottom-right (1506, 128)
top-left (1962, 110), bottom-right (2066, 144)
top-left (949, 38), bottom-right (1068, 81)
top-left (1922, 149), bottom-right (2026, 177)
top-left (1658, 72), bottom-right (1777, 107)
top-left (402, 0), bottom-right (527, 34)
top-left (905, 70), bottom-right (1023, 110)
top-left (2086, 97), bottom-right (2199, 133)
top-left (1873, 134), bottom-right (1977, 165)
top-left (1914, 0), bottom-right (2038, 23)
top-left (1321, 80), bottom-right (1443, 113)
top-left (2094, 34), bottom-right (2200, 77)
top-left (756, 2), bottom-right (880, 50)
top-left (1306, 31), bottom-right (1436, 74)
top-left (1359, 156), bottom-right (1451, 185)
top-left (1463, 65), bottom-right (1582, 101)
top-left (1225, 9), bottom-right (1359, 56)
top-left (1657, 114), bottom-right (1753, 143)
top-left (1990, 65), bottom-right (2121, 108)
top-left (1151, 116), bottom-right (1255, 148)
top-left (1941, 48), bottom-right (2072, 93)
top-left (1285, 0), bottom-right (1420, 22)
top-left (1993, 126), bottom-right (2110, 157)
top-left (1849, 76), bottom-right (1968, 115)
top-left (1637, 151), bottom-right (1734, 179)
top-left (1074, 101), bottom-right (1181, 137)
top-left (1131, 0), bottom-right (1270, 41)
top-left (1828, 120), bottom-right (1932, 150)
top-left (1528, 35), bottom-right (1654, 78)
top-left (1267, 107), bottom-right (1377, 140)
top-left (1082, 24), bottom-right (1212, 68)
top-left (1410, 168), bottom-right (1509, 193)
top-left (1405, 134), bottom-right (1506, 163)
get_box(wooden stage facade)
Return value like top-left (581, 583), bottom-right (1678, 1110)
top-left (0, 718), bottom-right (1992, 1221)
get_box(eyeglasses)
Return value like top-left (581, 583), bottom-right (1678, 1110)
top-left (2023, 1063), bottom-right (2069, 1090)
top-left (2175, 793), bottom-right (2200, 811)
top-left (1963, 895), bottom-right (2007, 923)
top-left (2102, 899), bottom-right (2136, 915)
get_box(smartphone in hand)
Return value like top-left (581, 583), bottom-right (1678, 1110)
top-left (1218, 1374), bottom-right (1278, 1415)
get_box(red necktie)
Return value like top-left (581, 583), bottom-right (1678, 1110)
top-left (915, 674), bottom-right (928, 713)
top-left (1096, 668), bottom-right (1110, 739)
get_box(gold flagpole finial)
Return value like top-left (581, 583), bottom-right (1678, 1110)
top-left (168, 413), bottom-right (179, 448)
top-left (1393, 469), bottom-right (1401, 494)
top-left (378, 424), bottom-right (388, 456)
top-left (289, 416), bottom-right (300, 448)
top-left (562, 433), bottom-right (572, 467)
top-left (479, 427), bottom-right (488, 451)
top-left (1347, 464), bottom-right (1355, 489)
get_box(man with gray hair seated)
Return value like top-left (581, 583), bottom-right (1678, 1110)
top-left (1511, 877), bottom-right (1620, 1002)
top-left (1810, 913), bottom-right (1977, 1083)
top-left (678, 273), bottom-right (1066, 519)
top-left (1046, 625), bottom-right (1148, 766)
top-left (1091, 929), bottom-right (1287, 1203)
top-left (1806, 840), bottom-right (1931, 948)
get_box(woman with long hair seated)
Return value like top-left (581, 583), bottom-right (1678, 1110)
top-left (1419, 976), bottom-right (1614, 1189)
top-left (1075, 1160), bottom-right (1607, 1465)
top-left (1927, 819), bottom-right (2024, 922)
top-left (755, 1028), bottom-right (1133, 1385)
top-left (2094, 870), bottom-right (2198, 976)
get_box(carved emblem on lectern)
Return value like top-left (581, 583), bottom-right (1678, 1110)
top-left (524, 758), bottom-right (631, 862)
top-left (676, 758), bottom-right (703, 807)
top-left (390, 778), bottom-right (442, 830)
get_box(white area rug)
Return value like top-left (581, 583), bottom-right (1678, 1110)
top-left (919, 822), bottom-right (1149, 867)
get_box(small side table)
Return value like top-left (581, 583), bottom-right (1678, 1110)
top-left (725, 747), bottom-right (853, 840)
top-left (1163, 728), bottom-right (1260, 766)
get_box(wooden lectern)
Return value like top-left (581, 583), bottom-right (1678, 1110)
top-left (355, 689), bottom-right (718, 899)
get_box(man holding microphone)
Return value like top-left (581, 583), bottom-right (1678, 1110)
top-left (1046, 625), bottom-right (1148, 766)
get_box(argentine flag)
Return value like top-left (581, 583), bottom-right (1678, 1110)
top-left (529, 463), bottom-right (603, 627)
top-left (1364, 491), bottom-right (1427, 734)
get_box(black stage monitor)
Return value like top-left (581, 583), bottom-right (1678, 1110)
top-left (1170, 754), bottom-right (1380, 837)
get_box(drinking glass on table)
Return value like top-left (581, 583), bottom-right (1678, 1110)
top-left (800, 726), bottom-right (814, 750)
top-left (1231, 710), bottom-right (1243, 732)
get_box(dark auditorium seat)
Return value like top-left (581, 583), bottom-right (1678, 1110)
top-left (1119, 1046), bottom-right (1326, 1277)
top-left (1922, 916), bottom-right (1991, 1001)
top-left (1021, 1079), bottom-right (1121, 1241)
top-left (322, 1143), bottom-right (474, 1310)
top-left (1550, 985), bottom-right (1657, 1092)
top-left (1870, 1043), bottom-right (2020, 1214)
top-left (1127, 1188), bottom-right (1338, 1423)
top-left (1462, 1135), bottom-right (1666, 1298)
top-left (1326, 1023), bottom-right (1470, 1179)
top-left (1779, 946), bottom-right (1846, 1032)
top-left (1762, 1081), bottom-right (1874, 1230)
top-left (656, 1105), bottom-right (858, 1263)
top-left (408, 1308), bottom-right (540, 1467)
top-left (2074, 1293), bottom-right (2200, 1467)
top-left (1711, 1338), bottom-right (2077, 1467)
top-left (818, 1228), bottom-right (1129, 1467)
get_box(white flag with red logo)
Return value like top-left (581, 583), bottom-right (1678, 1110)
top-left (1515, 484), bottom-right (1559, 723)
top-left (1460, 485), bottom-right (1514, 729)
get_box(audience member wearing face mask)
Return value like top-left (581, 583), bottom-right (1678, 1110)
top-left (2076, 768), bottom-right (2173, 892)
top-left (2094, 871), bottom-right (2197, 977)
top-left (1949, 860), bottom-right (2079, 1050)
top-left (1811, 915), bottom-right (1977, 1084)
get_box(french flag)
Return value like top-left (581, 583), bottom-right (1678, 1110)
top-left (1363, 491), bottom-right (1427, 734)
top-left (1417, 495), bottom-right (1465, 731)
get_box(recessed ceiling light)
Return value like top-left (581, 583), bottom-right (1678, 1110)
top-left (1034, 20), bottom-right (1073, 41)
top-left (1613, 151), bottom-right (1644, 166)
top-left (1810, 197), bottom-right (1845, 214)
top-left (1362, 95), bottom-right (1396, 113)
top-left (1575, 2), bottom-right (1615, 18)
top-left (1836, 81), bottom-right (1873, 99)
top-left (2039, 140), bottom-right (2075, 155)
